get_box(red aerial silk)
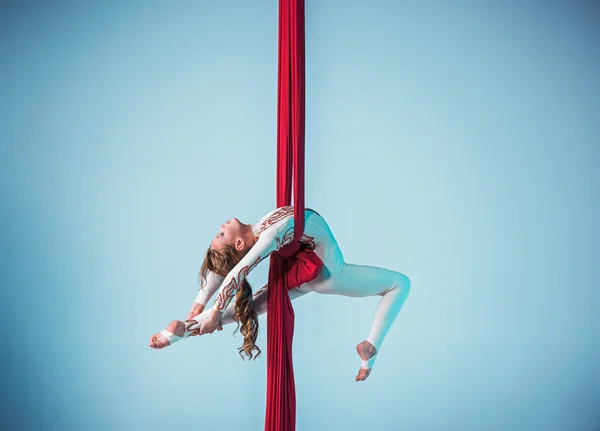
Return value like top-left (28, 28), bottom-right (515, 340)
top-left (265, 1), bottom-right (322, 430)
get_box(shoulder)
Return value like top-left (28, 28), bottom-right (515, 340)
top-left (255, 206), bottom-right (295, 236)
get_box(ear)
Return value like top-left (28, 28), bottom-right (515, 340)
top-left (235, 237), bottom-right (245, 252)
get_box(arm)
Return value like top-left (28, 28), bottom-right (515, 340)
top-left (200, 219), bottom-right (295, 333)
top-left (213, 224), bottom-right (293, 312)
top-left (186, 270), bottom-right (225, 320)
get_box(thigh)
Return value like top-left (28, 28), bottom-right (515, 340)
top-left (334, 263), bottom-right (409, 297)
top-left (251, 284), bottom-right (310, 315)
top-left (307, 258), bottom-right (408, 298)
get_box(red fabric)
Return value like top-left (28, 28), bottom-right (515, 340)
top-left (265, 245), bottom-right (322, 430)
top-left (265, 1), bottom-right (322, 430)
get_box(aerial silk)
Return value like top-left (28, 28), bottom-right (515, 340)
top-left (265, 1), bottom-right (323, 430)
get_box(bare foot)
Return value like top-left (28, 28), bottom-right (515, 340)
top-left (355, 340), bottom-right (377, 382)
top-left (149, 320), bottom-right (185, 349)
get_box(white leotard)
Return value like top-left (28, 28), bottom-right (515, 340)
top-left (189, 206), bottom-right (411, 369)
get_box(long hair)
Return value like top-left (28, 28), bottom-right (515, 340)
top-left (198, 245), bottom-right (261, 360)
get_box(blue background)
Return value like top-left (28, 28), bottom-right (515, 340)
top-left (2, 1), bottom-right (599, 430)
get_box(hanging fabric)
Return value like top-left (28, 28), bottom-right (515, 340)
top-left (265, 1), bottom-right (323, 430)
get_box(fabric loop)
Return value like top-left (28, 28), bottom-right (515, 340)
top-left (274, 243), bottom-right (323, 288)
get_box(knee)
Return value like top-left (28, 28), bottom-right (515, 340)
top-left (393, 274), bottom-right (411, 295)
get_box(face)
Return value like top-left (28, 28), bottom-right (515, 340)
top-left (211, 218), bottom-right (244, 250)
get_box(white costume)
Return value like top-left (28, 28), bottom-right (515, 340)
top-left (161, 206), bottom-right (411, 370)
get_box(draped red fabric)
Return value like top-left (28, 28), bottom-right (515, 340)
top-left (265, 1), bottom-right (323, 430)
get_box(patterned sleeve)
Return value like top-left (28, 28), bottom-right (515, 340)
top-left (194, 270), bottom-right (225, 307)
top-left (212, 219), bottom-right (295, 312)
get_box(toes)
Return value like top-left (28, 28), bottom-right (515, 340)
top-left (355, 368), bottom-right (371, 382)
top-left (149, 334), bottom-right (159, 349)
top-left (149, 333), bottom-right (170, 349)
top-left (355, 369), bottom-right (365, 382)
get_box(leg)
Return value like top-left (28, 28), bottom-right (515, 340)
top-left (303, 216), bottom-right (412, 380)
top-left (337, 264), bottom-right (412, 353)
top-left (188, 283), bottom-right (309, 328)
top-left (246, 284), bottom-right (310, 320)
top-left (307, 245), bottom-right (412, 354)
top-left (305, 254), bottom-right (411, 380)
top-left (149, 284), bottom-right (309, 349)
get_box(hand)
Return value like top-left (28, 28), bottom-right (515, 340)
top-left (198, 313), bottom-right (223, 335)
top-left (186, 302), bottom-right (205, 321)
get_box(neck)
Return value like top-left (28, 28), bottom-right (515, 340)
top-left (242, 223), bottom-right (257, 248)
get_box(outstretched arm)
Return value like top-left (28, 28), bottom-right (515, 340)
top-left (198, 222), bottom-right (295, 334)
top-left (149, 270), bottom-right (224, 348)
top-left (186, 270), bottom-right (225, 320)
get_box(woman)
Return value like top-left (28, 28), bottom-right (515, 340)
top-left (148, 206), bottom-right (411, 382)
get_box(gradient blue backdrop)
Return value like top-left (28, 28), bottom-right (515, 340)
top-left (2, 1), bottom-right (599, 430)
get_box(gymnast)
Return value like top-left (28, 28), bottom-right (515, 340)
top-left (148, 206), bottom-right (411, 382)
